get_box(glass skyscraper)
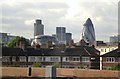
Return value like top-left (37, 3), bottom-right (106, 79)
top-left (82, 18), bottom-right (96, 46)
top-left (56, 27), bottom-right (66, 44)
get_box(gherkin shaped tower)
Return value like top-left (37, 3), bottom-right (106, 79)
top-left (82, 18), bottom-right (96, 46)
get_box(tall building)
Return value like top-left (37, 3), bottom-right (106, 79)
top-left (66, 33), bottom-right (72, 44)
top-left (34, 19), bottom-right (44, 36)
top-left (56, 27), bottom-right (66, 44)
top-left (109, 35), bottom-right (118, 45)
top-left (82, 18), bottom-right (96, 46)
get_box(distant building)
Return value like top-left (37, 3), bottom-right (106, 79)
top-left (31, 35), bottom-right (59, 48)
top-left (96, 41), bottom-right (107, 46)
top-left (0, 33), bottom-right (8, 46)
top-left (34, 19), bottom-right (44, 36)
top-left (52, 34), bottom-right (57, 39)
top-left (0, 33), bottom-right (16, 46)
top-left (8, 35), bottom-right (16, 42)
top-left (82, 18), bottom-right (96, 46)
top-left (109, 35), bottom-right (118, 45)
top-left (96, 46), bottom-right (117, 55)
top-left (66, 33), bottom-right (72, 44)
top-left (56, 27), bottom-right (66, 44)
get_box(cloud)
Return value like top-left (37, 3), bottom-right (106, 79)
top-left (1, 0), bottom-right (119, 42)
top-left (24, 20), bottom-right (34, 26)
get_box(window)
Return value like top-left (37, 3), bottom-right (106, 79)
top-left (35, 56), bottom-right (42, 62)
top-left (82, 57), bottom-right (90, 62)
top-left (2, 56), bottom-right (10, 62)
top-left (106, 57), bottom-right (115, 62)
top-left (50, 57), bottom-right (59, 62)
top-left (68, 57), bottom-right (80, 62)
top-left (74, 57), bottom-right (80, 61)
top-left (29, 56), bottom-right (35, 62)
top-left (12, 56), bottom-right (16, 62)
top-left (109, 48), bottom-right (110, 51)
top-left (105, 49), bottom-right (106, 52)
top-left (66, 57), bottom-right (69, 61)
top-left (101, 49), bottom-right (104, 52)
top-left (43, 57), bottom-right (46, 61)
top-left (19, 56), bottom-right (26, 62)
top-left (39, 57), bottom-right (43, 61)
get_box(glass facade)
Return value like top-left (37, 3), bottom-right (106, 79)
top-left (32, 35), bottom-right (58, 45)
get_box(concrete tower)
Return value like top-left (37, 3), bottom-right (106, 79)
top-left (82, 18), bottom-right (96, 46)
top-left (56, 27), bottom-right (66, 44)
top-left (66, 33), bottom-right (72, 44)
top-left (34, 19), bottom-right (44, 36)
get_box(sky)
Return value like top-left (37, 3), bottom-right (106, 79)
top-left (1, 0), bottom-right (119, 42)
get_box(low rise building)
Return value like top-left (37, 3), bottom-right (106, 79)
top-left (2, 46), bottom-right (100, 69)
top-left (101, 48), bottom-right (120, 70)
top-left (96, 46), bottom-right (117, 55)
top-left (96, 45), bottom-right (118, 70)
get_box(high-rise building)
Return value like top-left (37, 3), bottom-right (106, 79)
top-left (109, 36), bottom-right (118, 45)
top-left (56, 27), bottom-right (66, 44)
top-left (66, 33), bottom-right (72, 44)
top-left (34, 19), bottom-right (44, 36)
top-left (82, 18), bottom-right (96, 46)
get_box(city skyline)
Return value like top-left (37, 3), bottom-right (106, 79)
top-left (1, 0), bottom-right (118, 42)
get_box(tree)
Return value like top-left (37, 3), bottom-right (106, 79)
top-left (32, 62), bottom-right (42, 67)
top-left (53, 62), bottom-right (60, 68)
top-left (6, 36), bottom-right (30, 48)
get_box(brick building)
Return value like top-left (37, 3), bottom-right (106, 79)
top-left (2, 46), bottom-right (100, 69)
top-left (101, 48), bottom-right (120, 70)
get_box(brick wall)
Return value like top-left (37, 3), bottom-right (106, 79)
top-left (1, 67), bottom-right (120, 78)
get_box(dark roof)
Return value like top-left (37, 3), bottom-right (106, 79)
top-left (2, 46), bottom-right (100, 57)
top-left (2, 47), bottom-right (25, 56)
top-left (101, 49), bottom-right (120, 57)
top-left (2, 47), bottom-right (61, 56)
top-left (64, 46), bottom-right (99, 57)
top-left (25, 48), bottom-right (61, 56)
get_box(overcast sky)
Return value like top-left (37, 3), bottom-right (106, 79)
top-left (1, 0), bottom-right (119, 42)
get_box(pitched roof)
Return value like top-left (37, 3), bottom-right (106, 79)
top-left (101, 49), bottom-right (120, 57)
top-left (2, 47), bottom-right (24, 56)
top-left (2, 47), bottom-right (61, 56)
top-left (2, 46), bottom-right (100, 57)
top-left (64, 46), bottom-right (99, 57)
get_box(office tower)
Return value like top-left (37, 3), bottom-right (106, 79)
top-left (34, 19), bottom-right (44, 36)
top-left (109, 35), bottom-right (118, 45)
top-left (82, 18), bottom-right (96, 46)
top-left (66, 33), bottom-right (72, 44)
top-left (56, 27), bottom-right (66, 44)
